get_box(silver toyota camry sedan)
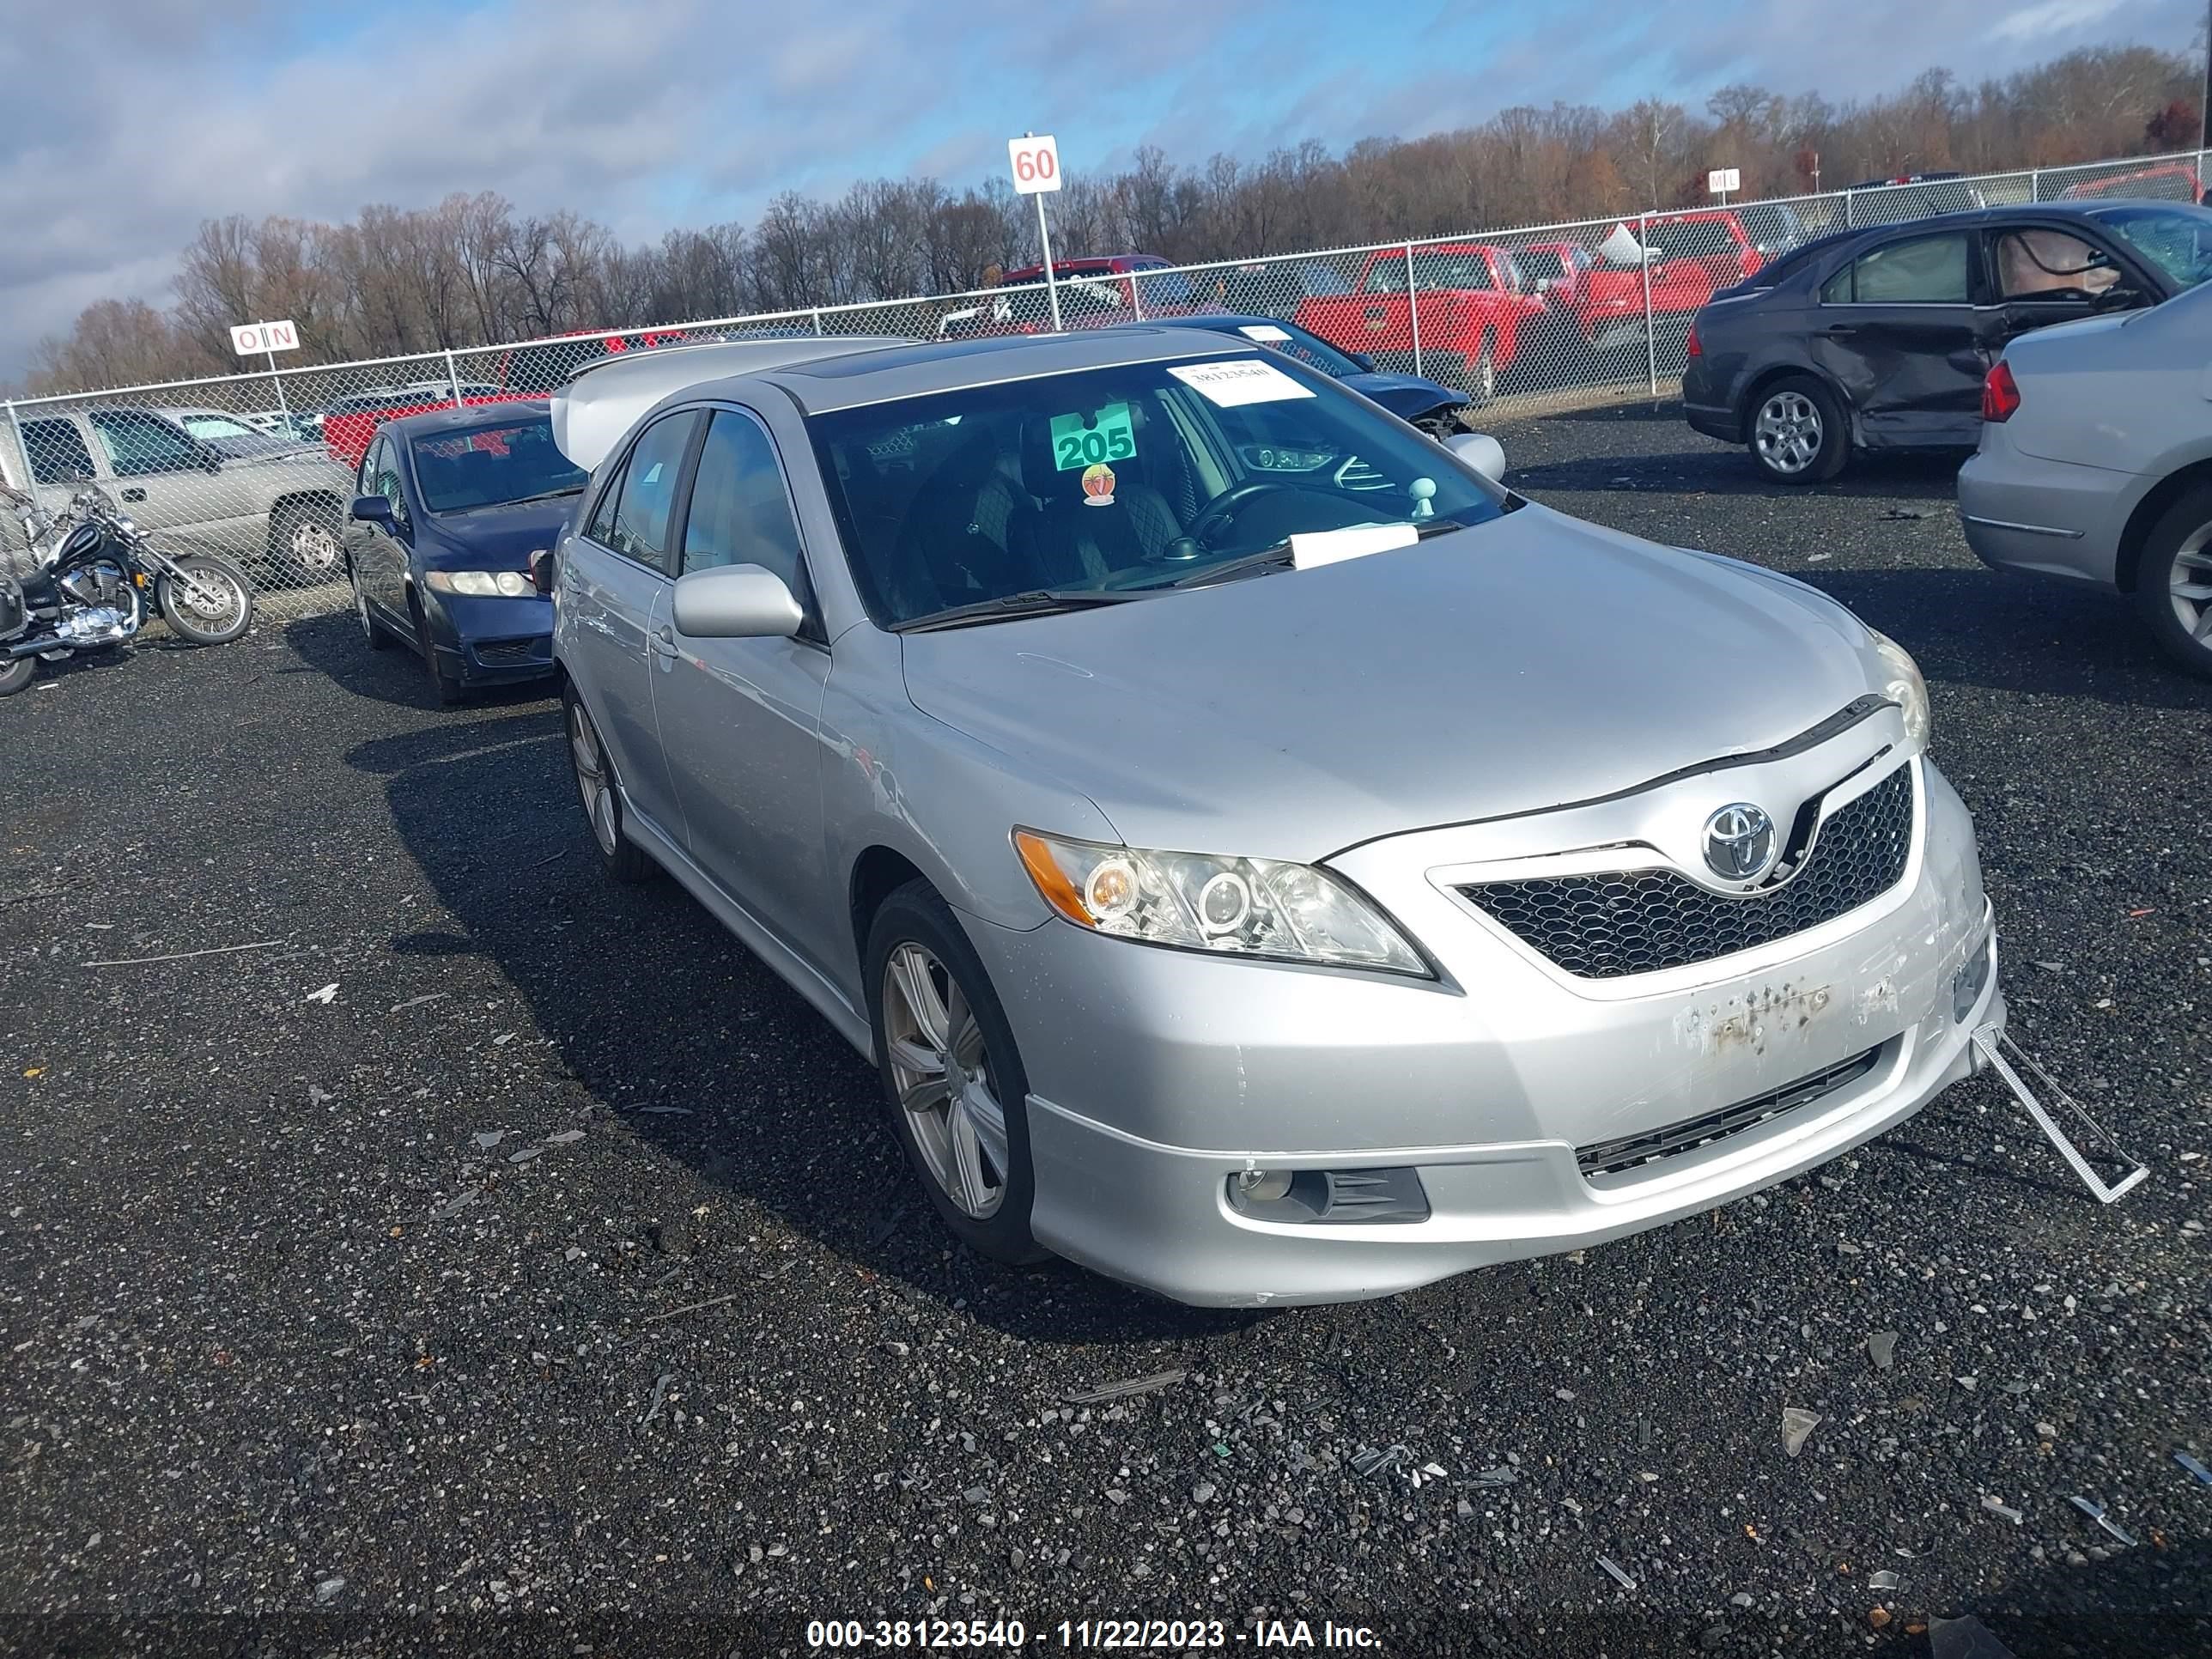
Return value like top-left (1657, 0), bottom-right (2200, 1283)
top-left (544, 330), bottom-right (2002, 1307)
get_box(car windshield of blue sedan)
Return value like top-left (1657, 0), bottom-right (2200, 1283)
top-left (410, 419), bottom-right (588, 513)
top-left (810, 355), bottom-right (1506, 628)
top-left (2101, 205), bottom-right (2212, 293)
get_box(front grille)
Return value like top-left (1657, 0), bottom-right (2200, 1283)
top-left (473, 635), bottom-right (550, 665)
top-left (1459, 764), bottom-right (1914, 980)
top-left (1577, 1046), bottom-right (1885, 1178)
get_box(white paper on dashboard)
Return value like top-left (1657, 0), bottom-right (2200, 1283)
top-left (1166, 357), bottom-right (1316, 406)
top-left (1237, 324), bottom-right (1292, 342)
top-left (1288, 523), bottom-right (1419, 569)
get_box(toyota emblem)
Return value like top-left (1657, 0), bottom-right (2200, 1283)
top-left (1703, 802), bottom-right (1778, 882)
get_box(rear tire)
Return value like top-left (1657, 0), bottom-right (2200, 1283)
top-left (1747, 375), bottom-right (1849, 483)
top-left (270, 500), bottom-right (343, 580)
top-left (563, 683), bottom-right (656, 883)
top-left (0, 656), bottom-right (33, 696)
top-left (864, 880), bottom-right (1047, 1266)
top-left (2131, 483), bottom-right (2212, 679)
top-left (156, 555), bottom-right (254, 644)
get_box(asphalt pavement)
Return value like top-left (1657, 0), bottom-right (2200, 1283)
top-left (3, 401), bottom-right (2207, 1658)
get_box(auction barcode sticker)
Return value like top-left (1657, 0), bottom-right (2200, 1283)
top-left (1166, 358), bottom-right (1315, 407)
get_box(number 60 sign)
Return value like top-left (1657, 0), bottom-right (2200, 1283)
top-left (1008, 134), bottom-right (1062, 195)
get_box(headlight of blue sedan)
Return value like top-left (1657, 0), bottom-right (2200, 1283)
top-left (425, 570), bottom-right (536, 598)
top-left (1014, 828), bottom-right (1430, 977)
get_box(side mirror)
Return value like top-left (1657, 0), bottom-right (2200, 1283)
top-left (2092, 285), bottom-right (2146, 313)
top-left (672, 562), bottom-right (804, 640)
top-left (350, 494), bottom-right (395, 527)
top-left (529, 548), bottom-right (556, 596)
top-left (198, 443), bottom-right (223, 473)
top-left (1446, 431), bottom-right (1507, 483)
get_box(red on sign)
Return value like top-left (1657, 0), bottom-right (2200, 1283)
top-left (230, 319), bottom-right (301, 356)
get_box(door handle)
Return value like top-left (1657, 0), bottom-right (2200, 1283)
top-left (651, 624), bottom-right (679, 659)
top-left (120, 488), bottom-right (146, 502)
top-left (1816, 324), bottom-right (1858, 337)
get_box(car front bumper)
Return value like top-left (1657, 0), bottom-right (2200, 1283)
top-left (967, 738), bottom-right (1998, 1307)
top-left (425, 591), bottom-right (556, 684)
top-left (1957, 428), bottom-right (2136, 587)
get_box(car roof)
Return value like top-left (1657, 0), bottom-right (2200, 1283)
top-left (749, 328), bottom-right (1255, 414)
top-left (384, 398), bottom-right (551, 440)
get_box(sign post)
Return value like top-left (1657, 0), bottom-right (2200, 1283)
top-left (1706, 167), bottom-right (1741, 205)
top-left (232, 319), bottom-right (302, 434)
top-left (1008, 133), bottom-right (1065, 333)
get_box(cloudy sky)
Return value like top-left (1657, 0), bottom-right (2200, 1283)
top-left (0, 0), bottom-right (2189, 377)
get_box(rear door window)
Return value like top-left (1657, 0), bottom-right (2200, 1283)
top-left (21, 418), bottom-right (97, 485)
top-left (1822, 234), bottom-right (1972, 303)
top-left (593, 412), bottom-right (701, 572)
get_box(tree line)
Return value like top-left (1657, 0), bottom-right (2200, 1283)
top-left (21, 43), bottom-right (2197, 395)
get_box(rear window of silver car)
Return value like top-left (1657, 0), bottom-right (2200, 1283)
top-left (808, 356), bottom-right (1505, 627)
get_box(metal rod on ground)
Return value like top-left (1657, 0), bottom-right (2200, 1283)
top-left (267, 351), bottom-right (293, 431)
top-left (1640, 212), bottom-right (1657, 398)
top-left (444, 348), bottom-right (465, 408)
top-left (1405, 242), bottom-right (1422, 380)
top-left (1035, 193), bottom-right (1063, 333)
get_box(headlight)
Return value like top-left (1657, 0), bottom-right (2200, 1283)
top-left (425, 569), bottom-right (536, 598)
top-left (1012, 829), bottom-right (1429, 977)
top-left (1866, 628), bottom-right (1930, 749)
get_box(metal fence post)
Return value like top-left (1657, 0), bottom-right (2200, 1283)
top-left (1404, 242), bottom-right (1423, 379)
top-left (1129, 276), bottom-right (1145, 321)
top-left (4, 400), bottom-right (27, 493)
top-left (444, 348), bottom-right (465, 408)
top-left (811, 309), bottom-right (824, 337)
top-left (1639, 212), bottom-right (1658, 398)
top-left (2030, 168), bottom-right (2042, 204)
top-left (1842, 189), bottom-right (1855, 228)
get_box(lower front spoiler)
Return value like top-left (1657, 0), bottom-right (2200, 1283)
top-left (1024, 975), bottom-right (2003, 1309)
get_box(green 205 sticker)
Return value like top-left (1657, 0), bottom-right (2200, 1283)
top-left (1049, 403), bottom-right (1136, 471)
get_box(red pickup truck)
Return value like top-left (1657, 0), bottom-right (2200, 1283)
top-left (1524, 211), bottom-right (1764, 354)
top-left (1292, 244), bottom-right (1547, 398)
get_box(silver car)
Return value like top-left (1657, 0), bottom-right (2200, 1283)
top-left (1960, 257), bottom-right (2212, 678)
top-left (547, 331), bottom-right (2002, 1307)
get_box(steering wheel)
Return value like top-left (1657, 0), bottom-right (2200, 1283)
top-left (1184, 480), bottom-right (1289, 549)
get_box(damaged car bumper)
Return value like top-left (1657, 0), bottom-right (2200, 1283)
top-left (969, 713), bottom-right (1999, 1307)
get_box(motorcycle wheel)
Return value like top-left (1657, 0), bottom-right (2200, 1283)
top-left (157, 555), bottom-right (255, 646)
top-left (0, 655), bottom-right (33, 696)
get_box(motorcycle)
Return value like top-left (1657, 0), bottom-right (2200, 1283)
top-left (0, 484), bottom-right (254, 696)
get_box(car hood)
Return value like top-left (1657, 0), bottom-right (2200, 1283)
top-left (217, 444), bottom-right (345, 474)
top-left (1343, 370), bottom-right (1468, 416)
top-left (899, 504), bottom-right (1878, 861)
top-left (417, 497), bottom-right (579, 567)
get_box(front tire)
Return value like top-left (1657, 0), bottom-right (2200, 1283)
top-left (0, 655), bottom-right (34, 696)
top-left (563, 684), bottom-right (655, 883)
top-left (865, 881), bottom-right (1046, 1265)
top-left (2132, 483), bottom-right (2212, 679)
top-left (349, 558), bottom-right (393, 651)
top-left (409, 593), bottom-right (465, 705)
top-left (1748, 375), bottom-right (1849, 483)
top-left (156, 555), bottom-right (254, 644)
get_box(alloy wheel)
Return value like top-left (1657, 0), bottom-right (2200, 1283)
top-left (881, 942), bottom-right (1008, 1220)
top-left (292, 520), bottom-right (341, 574)
top-left (176, 568), bottom-right (246, 629)
top-left (2164, 523), bottom-right (2212, 649)
top-left (568, 700), bottom-right (619, 856)
top-left (1753, 391), bottom-right (1822, 476)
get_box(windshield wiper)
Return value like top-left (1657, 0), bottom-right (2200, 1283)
top-left (894, 588), bottom-right (1152, 633)
top-left (1159, 517), bottom-right (1480, 591)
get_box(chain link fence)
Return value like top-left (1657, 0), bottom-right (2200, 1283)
top-left (6, 145), bottom-right (2203, 618)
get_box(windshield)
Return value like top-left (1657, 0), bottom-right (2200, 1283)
top-left (179, 413), bottom-right (255, 441)
top-left (810, 355), bottom-right (1506, 628)
top-left (2100, 204), bottom-right (2212, 292)
top-left (1365, 250), bottom-right (1494, 293)
top-left (1222, 321), bottom-right (1365, 378)
top-left (410, 418), bottom-right (587, 513)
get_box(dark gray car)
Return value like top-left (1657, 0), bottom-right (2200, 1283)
top-left (1682, 202), bottom-right (2212, 483)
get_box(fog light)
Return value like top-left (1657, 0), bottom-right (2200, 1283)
top-left (1952, 934), bottom-right (1993, 1023)
top-left (1235, 1167), bottom-right (1294, 1202)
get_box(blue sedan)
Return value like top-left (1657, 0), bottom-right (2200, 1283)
top-left (343, 401), bottom-right (585, 703)
top-left (1112, 314), bottom-right (1472, 434)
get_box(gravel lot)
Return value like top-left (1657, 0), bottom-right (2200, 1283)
top-left (3, 400), bottom-right (2207, 1658)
